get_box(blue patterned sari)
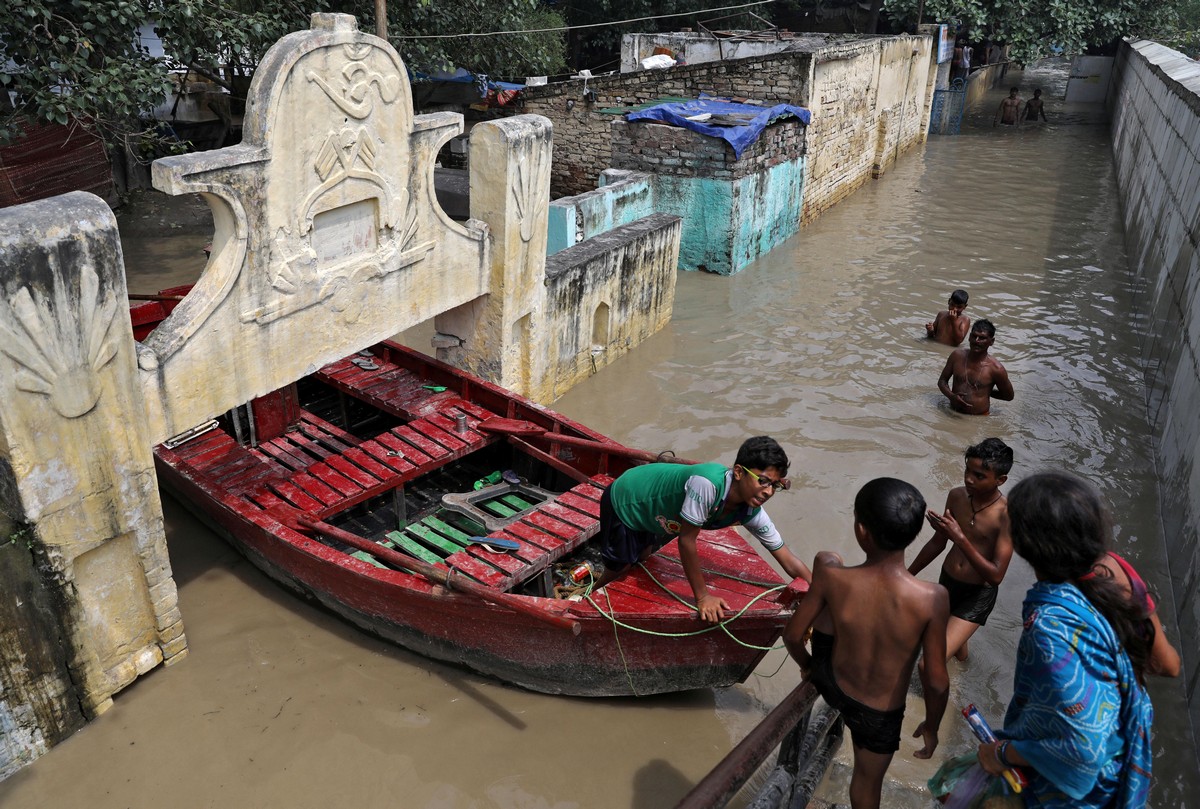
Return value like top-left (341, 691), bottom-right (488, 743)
top-left (1002, 582), bottom-right (1153, 808)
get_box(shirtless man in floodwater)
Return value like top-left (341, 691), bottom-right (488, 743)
top-left (994, 87), bottom-right (1021, 127)
top-left (937, 320), bottom-right (1014, 415)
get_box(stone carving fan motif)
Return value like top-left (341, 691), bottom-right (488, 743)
top-left (0, 264), bottom-right (119, 418)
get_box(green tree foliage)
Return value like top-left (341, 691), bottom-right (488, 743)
top-left (0, 1), bottom-right (171, 148)
top-left (1, 0), bottom-right (567, 153)
top-left (1149, 0), bottom-right (1200, 56)
top-left (881, 0), bottom-right (1175, 62)
top-left (389, 0), bottom-right (567, 78)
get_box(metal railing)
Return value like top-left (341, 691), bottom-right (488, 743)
top-left (676, 682), bottom-right (844, 809)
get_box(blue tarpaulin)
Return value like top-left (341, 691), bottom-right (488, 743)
top-left (626, 97), bottom-right (812, 159)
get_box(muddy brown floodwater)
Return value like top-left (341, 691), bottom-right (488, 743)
top-left (2, 61), bottom-right (1196, 808)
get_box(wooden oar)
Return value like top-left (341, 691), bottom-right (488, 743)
top-left (478, 417), bottom-right (698, 465)
top-left (128, 293), bottom-right (187, 301)
top-left (267, 505), bottom-right (581, 635)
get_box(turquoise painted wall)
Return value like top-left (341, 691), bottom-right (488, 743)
top-left (647, 156), bottom-right (807, 275)
top-left (548, 156), bottom-right (806, 274)
top-left (547, 176), bottom-right (654, 255)
top-left (732, 158), bottom-right (807, 272)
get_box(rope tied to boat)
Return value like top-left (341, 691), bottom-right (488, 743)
top-left (583, 564), bottom-right (788, 696)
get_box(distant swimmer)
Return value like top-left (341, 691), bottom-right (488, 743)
top-left (925, 289), bottom-right (971, 346)
top-left (1022, 89), bottom-right (1048, 124)
top-left (937, 319), bottom-right (1014, 415)
top-left (994, 87), bottom-right (1021, 127)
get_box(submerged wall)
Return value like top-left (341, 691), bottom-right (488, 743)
top-left (543, 214), bottom-right (681, 398)
top-left (1109, 38), bottom-right (1200, 740)
top-left (608, 118), bottom-right (808, 274)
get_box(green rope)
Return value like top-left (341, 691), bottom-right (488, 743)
top-left (583, 562), bottom-right (788, 651)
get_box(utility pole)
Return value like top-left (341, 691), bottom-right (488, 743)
top-left (376, 0), bottom-right (387, 39)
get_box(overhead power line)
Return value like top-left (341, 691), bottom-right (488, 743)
top-left (396, 0), bottom-right (776, 39)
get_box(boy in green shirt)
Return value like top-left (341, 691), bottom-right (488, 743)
top-left (594, 436), bottom-right (811, 623)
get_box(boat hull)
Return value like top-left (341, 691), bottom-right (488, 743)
top-left (152, 341), bottom-right (797, 697)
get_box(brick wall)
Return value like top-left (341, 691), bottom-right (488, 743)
top-left (520, 51), bottom-right (813, 197)
top-left (610, 117), bottom-right (806, 179)
top-left (519, 35), bottom-right (934, 226)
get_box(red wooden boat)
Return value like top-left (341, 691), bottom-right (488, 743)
top-left (134, 295), bottom-right (804, 697)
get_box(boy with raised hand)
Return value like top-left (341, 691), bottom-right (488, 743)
top-left (909, 437), bottom-right (1014, 662)
top-left (784, 478), bottom-right (949, 809)
top-left (925, 289), bottom-right (971, 346)
top-left (594, 436), bottom-right (812, 623)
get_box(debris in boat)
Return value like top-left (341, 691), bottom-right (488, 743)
top-left (422, 384), bottom-right (447, 392)
top-left (350, 357), bottom-right (379, 370)
top-left (473, 470), bottom-right (503, 490)
top-left (502, 469), bottom-right (522, 485)
top-left (467, 536), bottom-right (520, 553)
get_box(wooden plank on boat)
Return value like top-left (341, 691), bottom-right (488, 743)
top-left (220, 462), bottom-right (283, 496)
top-left (266, 479), bottom-right (326, 513)
top-left (294, 419), bottom-right (356, 455)
top-left (357, 438), bottom-right (418, 476)
top-left (373, 430), bottom-right (434, 466)
top-left (556, 490), bottom-right (602, 518)
top-left (289, 471), bottom-right (344, 506)
top-left (323, 454), bottom-right (380, 490)
top-left (407, 417), bottom-right (468, 453)
top-left (444, 553), bottom-right (511, 588)
top-left (207, 450), bottom-right (261, 481)
top-left (305, 461), bottom-right (363, 499)
top-left (404, 523), bottom-right (465, 557)
top-left (640, 553), bottom-right (783, 602)
top-left (282, 425), bottom-right (335, 460)
top-left (254, 439), bottom-right (315, 471)
top-left (169, 428), bottom-right (234, 463)
top-left (581, 580), bottom-right (698, 618)
top-left (385, 530), bottom-right (444, 566)
top-left (499, 521), bottom-right (568, 555)
top-left (658, 534), bottom-right (782, 582)
top-left (537, 501), bottom-right (597, 531)
top-left (522, 511), bottom-right (579, 542)
top-left (389, 424), bottom-right (448, 461)
top-left (420, 516), bottom-right (475, 546)
top-left (462, 541), bottom-right (530, 578)
top-left (340, 446), bottom-right (399, 480)
top-left (424, 410), bottom-right (486, 443)
top-left (298, 410), bottom-right (359, 445)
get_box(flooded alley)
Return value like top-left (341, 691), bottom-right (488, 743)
top-left (0, 61), bottom-right (1195, 809)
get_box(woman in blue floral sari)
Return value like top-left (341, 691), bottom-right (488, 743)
top-left (976, 471), bottom-right (1154, 808)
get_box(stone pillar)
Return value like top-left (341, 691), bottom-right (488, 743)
top-left (436, 115), bottom-right (553, 401)
top-left (0, 193), bottom-right (186, 772)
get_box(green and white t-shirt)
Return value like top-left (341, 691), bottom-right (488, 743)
top-left (608, 462), bottom-right (783, 551)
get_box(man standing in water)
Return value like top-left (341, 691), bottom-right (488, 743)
top-left (937, 319), bottom-right (1013, 415)
top-left (994, 87), bottom-right (1022, 126)
top-left (1023, 89), bottom-right (1048, 124)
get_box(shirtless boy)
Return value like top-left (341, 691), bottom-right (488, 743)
top-left (594, 436), bottom-right (811, 623)
top-left (784, 478), bottom-right (949, 809)
top-left (925, 289), bottom-right (971, 346)
top-left (909, 438), bottom-right (1014, 662)
top-left (994, 87), bottom-right (1021, 126)
top-left (937, 319), bottom-right (1013, 415)
top-left (1022, 88), bottom-right (1048, 123)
